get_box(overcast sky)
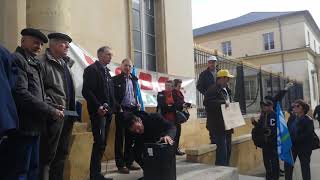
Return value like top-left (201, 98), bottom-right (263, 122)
top-left (192, 0), bottom-right (320, 29)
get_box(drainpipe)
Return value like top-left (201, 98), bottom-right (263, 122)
top-left (277, 17), bottom-right (285, 77)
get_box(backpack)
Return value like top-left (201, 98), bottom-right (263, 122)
top-left (251, 114), bottom-right (269, 148)
top-left (251, 125), bottom-right (267, 148)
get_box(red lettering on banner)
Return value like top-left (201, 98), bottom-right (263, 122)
top-left (115, 67), bottom-right (122, 75)
top-left (139, 72), bottom-right (153, 90)
top-left (84, 53), bottom-right (94, 65)
top-left (158, 76), bottom-right (169, 91)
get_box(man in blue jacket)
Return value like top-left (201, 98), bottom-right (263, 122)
top-left (0, 45), bottom-right (18, 137)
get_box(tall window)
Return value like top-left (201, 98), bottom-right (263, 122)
top-left (314, 40), bottom-right (316, 52)
top-left (221, 41), bottom-right (232, 56)
top-left (263, 32), bottom-right (274, 50)
top-left (132, 0), bottom-right (156, 71)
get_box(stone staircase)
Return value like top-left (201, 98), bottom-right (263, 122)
top-left (102, 157), bottom-right (264, 180)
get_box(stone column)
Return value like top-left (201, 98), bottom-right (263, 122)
top-left (0, 0), bottom-right (26, 51)
top-left (27, 0), bottom-right (71, 34)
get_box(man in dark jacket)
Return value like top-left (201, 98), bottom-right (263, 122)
top-left (197, 55), bottom-right (218, 144)
top-left (113, 58), bottom-right (141, 174)
top-left (82, 46), bottom-right (114, 180)
top-left (196, 55), bottom-right (218, 95)
top-left (38, 32), bottom-right (76, 180)
top-left (203, 69), bottom-right (234, 166)
top-left (123, 111), bottom-right (176, 168)
top-left (3, 28), bottom-right (64, 180)
top-left (0, 45), bottom-right (18, 137)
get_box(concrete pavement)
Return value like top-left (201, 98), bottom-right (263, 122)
top-left (248, 127), bottom-right (320, 180)
top-left (101, 126), bottom-right (320, 180)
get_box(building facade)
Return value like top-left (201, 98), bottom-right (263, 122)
top-left (0, 0), bottom-right (194, 77)
top-left (194, 11), bottom-right (320, 108)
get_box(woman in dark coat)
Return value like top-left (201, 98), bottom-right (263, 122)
top-left (172, 79), bottom-right (190, 155)
top-left (285, 99), bottom-right (314, 180)
top-left (157, 80), bottom-right (186, 155)
top-left (157, 80), bottom-right (176, 122)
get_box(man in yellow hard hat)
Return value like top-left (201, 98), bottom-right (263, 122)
top-left (203, 69), bottom-right (234, 166)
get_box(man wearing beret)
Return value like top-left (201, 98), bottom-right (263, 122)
top-left (3, 28), bottom-right (64, 180)
top-left (38, 32), bottom-right (76, 180)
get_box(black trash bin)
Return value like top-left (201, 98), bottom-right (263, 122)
top-left (143, 143), bottom-right (176, 180)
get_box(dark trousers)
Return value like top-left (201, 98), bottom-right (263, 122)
top-left (175, 123), bottom-right (181, 149)
top-left (207, 126), bottom-right (216, 144)
top-left (1, 134), bottom-right (40, 180)
top-left (39, 119), bottom-right (64, 180)
top-left (49, 119), bottom-right (74, 180)
top-left (90, 113), bottom-right (112, 179)
top-left (285, 148), bottom-right (312, 180)
top-left (131, 138), bottom-right (144, 169)
top-left (262, 147), bottom-right (279, 180)
top-left (213, 132), bottom-right (232, 166)
top-left (114, 112), bottom-right (134, 168)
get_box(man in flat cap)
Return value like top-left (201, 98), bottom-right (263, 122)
top-left (2, 28), bottom-right (64, 180)
top-left (38, 32), bottom-right (76, 180)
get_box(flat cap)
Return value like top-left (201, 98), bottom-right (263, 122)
top-left (21, 28), bottom-right (48, 43)
top-left (48, 33), bottom-right (72, 43)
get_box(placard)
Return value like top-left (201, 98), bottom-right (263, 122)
top-left (221, 102), bottom-right (245, 130)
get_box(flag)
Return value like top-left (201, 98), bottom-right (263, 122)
top-left (276, 102), bottom-right (294, 166)
top-left (132, 66), bottom-right (145, 111)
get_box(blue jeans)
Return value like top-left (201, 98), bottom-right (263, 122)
top-left (213, 132), bottom-right (232, 166)
top-left (2, 134), bottom-right (40, 180)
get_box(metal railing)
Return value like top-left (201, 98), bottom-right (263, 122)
top-left (194, 47), bottom-right (304, 118)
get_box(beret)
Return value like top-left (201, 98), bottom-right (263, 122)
top-left (48, 33), bottom-right (72, 43)
top-left (21, 28), bottom-right (48, 43)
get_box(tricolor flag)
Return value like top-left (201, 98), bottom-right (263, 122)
top-left (276, 102), bottom-right (294, 166)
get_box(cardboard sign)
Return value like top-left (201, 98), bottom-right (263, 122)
top-left (221, 102), bottom-right (245, 130)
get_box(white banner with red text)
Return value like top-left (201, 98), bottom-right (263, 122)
top-left (68, 43), bottom-right (196, 107)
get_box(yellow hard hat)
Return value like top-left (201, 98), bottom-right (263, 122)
top-left (216, 69), bottom-right (234, 78)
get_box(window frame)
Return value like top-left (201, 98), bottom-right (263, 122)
top-left (221, 41), bottom-right (232, 56)
top-left (263, 32), bottom-right (275, 51)
top-left (132, 0), bottom-right (157, 71)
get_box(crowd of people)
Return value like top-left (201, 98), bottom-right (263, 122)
top-left (198, 55), bottom-right (318, 180)
top-left (0, 28), bottom-right (191, 180)
top-left (0, 28), bottom-right (318, 180)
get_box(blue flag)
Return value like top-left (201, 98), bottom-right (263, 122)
top-left (132, 66), bottom-right (144, 111)
top-left (276, 102), bottom-right (294, 166)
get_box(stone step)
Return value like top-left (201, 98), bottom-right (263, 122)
top-left (103, 159), bottom-right (239, 180)
top-left (239, 175), bottom-right (264, 180)
top-left (72, 122), bottom-right (89, 133)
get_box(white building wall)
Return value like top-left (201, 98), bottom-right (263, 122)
top-left (304, 23), bottom-right (320, 53)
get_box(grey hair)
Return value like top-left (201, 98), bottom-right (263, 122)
top-left (49, 38), bottom-right (60, 47)
top-left (97, 46), bottom-right (112, 57)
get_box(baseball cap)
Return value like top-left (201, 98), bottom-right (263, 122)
top-left (207, 56), bottom-right (218, 62)
top-left (260, 99), bottom-right (274, 106)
